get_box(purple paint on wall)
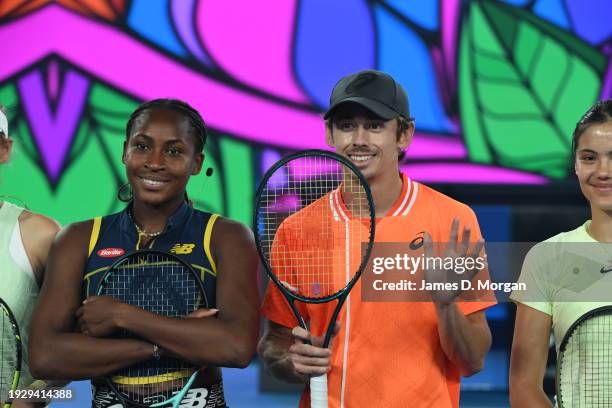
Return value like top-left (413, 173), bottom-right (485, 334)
top-left (261, 149), bottom-right (286, 189)
top-left (18, 68), bottom-right (90, 183)
top-left (170, 0), bottom-right (212, 66)
top-left (47, 59), bottom-right (60, 102)
top-left (441, 0), bottom-right (460, 92)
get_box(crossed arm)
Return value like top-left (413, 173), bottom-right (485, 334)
top-left (29, 217), bottom-right (260, 380)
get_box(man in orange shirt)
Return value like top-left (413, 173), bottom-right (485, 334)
top-left (257, 70), bottom-right (495, 407)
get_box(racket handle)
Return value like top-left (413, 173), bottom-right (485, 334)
top-left (310, 374), bottom-right (328, 408)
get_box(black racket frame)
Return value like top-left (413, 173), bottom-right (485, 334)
top-left (254, 149), bottom-right (375, 347)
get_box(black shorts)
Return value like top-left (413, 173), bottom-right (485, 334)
top-left (91, 381), bottom-right (227, 408)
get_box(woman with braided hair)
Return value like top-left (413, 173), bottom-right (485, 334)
top-left (29, 99), bottom-right (259, 408)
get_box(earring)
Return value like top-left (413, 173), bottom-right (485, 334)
top-left (117, 182), bottom-right (133, 202)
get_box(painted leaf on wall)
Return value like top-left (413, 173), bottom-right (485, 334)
top-left (459, 0), bottom-right (606, 179)
top-left (0, 78), bottom-right (255, 226)
top-left (2, 117), bottom-right (119, 225)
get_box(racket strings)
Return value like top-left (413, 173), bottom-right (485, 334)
top-left (257, 155), bottom-right (373, 300)
top-left (99, 253), bottom-right (203, 403)
top-left (1, 305), bottom-right (18, 403)
top-left (558, 310), bottom-right (612, 406)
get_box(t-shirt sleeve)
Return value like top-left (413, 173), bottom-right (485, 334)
top-left (261, 283), bottom-right (310, 328)
top-left (260, 221), bottom-right (310, 328)
top-left (509, 243), bottom-right (553, 316)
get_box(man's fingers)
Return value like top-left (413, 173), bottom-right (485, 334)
top-left (470, 239), bottom-right (485, 260)
top-left (423, 231), bottom-right (433, 258)
top-left (459, 226), bottom-right (471, 255)
top-left (290, 342), bottom-right (331, 357)
top-left (289, 326), bottom-right (335, 376)
top-left (310, 334), bottom-right (328, 348)
top-left (310, 322), bottom-right (342, 348)
top-left (291, 326), bottom-right (312, 342)
top-left (293, 362), bottom-right (329, 376)
top-left (292, 323), bottom-right (341, 349)
top-left (290, 347), bottom-right (332, 376)
top-left (449, 218), bottom-right (459, 248)
top-left (289, 351), bottom-right (331, 367)
top-left (465, 239), bottom-right (487, 281)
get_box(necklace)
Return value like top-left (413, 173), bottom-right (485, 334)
top-left (128, 208), bottom-right (164, 237)
top-left (134, 223), bottom-right (163, 238)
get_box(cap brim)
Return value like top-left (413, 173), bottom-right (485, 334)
top-left (324, 97), bottom-right (399, 120)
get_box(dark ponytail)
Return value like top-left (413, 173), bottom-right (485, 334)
top-left (572, 99), bottom-right (612, 158)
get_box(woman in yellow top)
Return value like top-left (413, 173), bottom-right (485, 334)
top-left (0, 108), bottom-right (60, 407)
top-left (510, 99), bottom-right (612, 407)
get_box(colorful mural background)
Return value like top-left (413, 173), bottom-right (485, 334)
top-left (1, 0), bottom-right (610, 225)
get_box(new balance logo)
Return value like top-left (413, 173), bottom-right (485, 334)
top-left (601, 266), bottom-right (612, 274)
top-left (171, 243), bottom-right (196, 254)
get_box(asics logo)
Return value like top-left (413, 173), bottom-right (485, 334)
top-left (409, 232), bottom-right (426, 250)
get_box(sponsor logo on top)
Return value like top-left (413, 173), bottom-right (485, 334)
top-left (97, 248), bottom-right (125, 258)
top-left (409, 232), bottom-right (426, 250)
top-left (171, 243), bottom-right (196, 255)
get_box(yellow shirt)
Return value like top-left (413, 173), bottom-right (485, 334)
top-left (511, 221), bottom-right (612, 352)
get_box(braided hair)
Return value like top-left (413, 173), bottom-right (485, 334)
top-left (118, 99), bottom-right (207, 202)
top-left (125, 98), bottom-right (207, 153)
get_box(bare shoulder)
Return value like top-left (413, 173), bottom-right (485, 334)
top-left (210, 216), bottom-right (257, 274)
top-left (54, 219), bottom-right (96, 247)
top-left (18, 211), bottom-right (61, 271)
top-left (19, 210), bottom-right (61, 239)
top-left (18, 213), bottom-right (92, 282)
top-left (212, 216), bottom-right (255, 245)
top-left (45, 220), bottom-right (95, 273)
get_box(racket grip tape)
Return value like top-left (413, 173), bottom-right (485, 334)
top-left (310, 374), bottom-right (328, 408)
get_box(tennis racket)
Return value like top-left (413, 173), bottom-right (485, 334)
top-left (0, 297), bottom-right (21, 408)
top-left (254, 150), bottom-right (375, 408)
top-left (95, 249), bottom-right (208, 408)
top-left (556, 305), bottom-right (612, 407)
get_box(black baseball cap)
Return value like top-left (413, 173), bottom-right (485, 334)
top-left (324, 70), bottom-right (412, 120)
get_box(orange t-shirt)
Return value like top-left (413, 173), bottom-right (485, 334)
top-left (261, 174), bottom-right (496, 408)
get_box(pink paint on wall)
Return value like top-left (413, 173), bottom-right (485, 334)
top-left (0, 5), bottom-right (468, 160)
top-left (197, 0), bottom-right (308, 103)
top-left (402, 163), bottom-right (548, 184)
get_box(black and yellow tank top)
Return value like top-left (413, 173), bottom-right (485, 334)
top-left (83, 202), bottom-right (219, 305)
